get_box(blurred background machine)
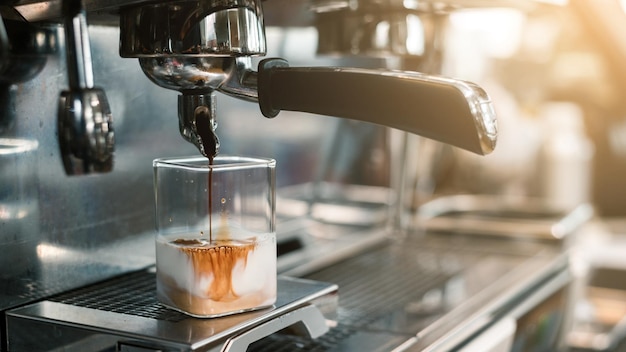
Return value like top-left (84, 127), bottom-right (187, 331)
top-left (3, 0), bottom-right (626, 351)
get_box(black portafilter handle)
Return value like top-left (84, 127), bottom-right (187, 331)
top-left (257, 58), bottom-right (497, 156)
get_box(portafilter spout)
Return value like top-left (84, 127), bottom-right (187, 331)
top-left (119, 0), bottom-right (497, 157)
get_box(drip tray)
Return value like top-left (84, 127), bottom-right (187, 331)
top-left (6, 270), bottom-right (338, 352)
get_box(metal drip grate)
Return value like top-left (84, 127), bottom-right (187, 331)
top-left (39, 241), bottom-right (460, 351)
top-left (30, 233), bottom-right (543, 352)
top-left (46, 239), bottom-right (462, 328)
top-left (303, 241), bottom-right (458, 327)
top-left (45, 269), bottom-right (362, 351)
top-left (49, 269), bottom-right (187, 322)
top-left (250, 240), bottom-right (467, 350)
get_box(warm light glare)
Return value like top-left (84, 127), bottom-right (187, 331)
top-left (449, 9), bottom-right (525, 59)
top-left (0, 205), bottom-right (29, 220)
top-left (0, 138), bottom-right (38, 155)
top-left (445, 9), bottom-right (525, 80)
top-left (405, 14), bottom-right (425, 55)
top-left (403, 0), bottom-right (420, 9)
top-left (374, 21), bottom-right (391, 50)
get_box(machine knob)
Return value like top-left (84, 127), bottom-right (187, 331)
top-left (58, 89), bottom-right (114, 174)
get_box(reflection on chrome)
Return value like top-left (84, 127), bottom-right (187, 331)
top-left (0, 138), bottom-right (38, 155)
top-left (0, 204), bottom-right (30, 220)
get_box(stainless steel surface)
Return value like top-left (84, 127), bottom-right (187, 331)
top-left (0, 19), bottom-right (55, 85)
top-left (0, 24), bottom-right (342, 315)
top-left (119, 0), bottom-right (266, 57)
top-left (275, 218), bottom-right (389, 277)
top-left (302, 233), bottom-right (568, 351)
top-left (0, 138), bottom-right (39, 282)
top-left (313, 4), bottom-right (447, 61)
top-left (2, 0), bottom-right (568, 23)
top-left (0, 25), bottom-right (179, 313)
top-left (0, 20), bottom-right (56, 133)
top-left (278, 182), bottom-right (391, 227)
top-left (567, 269), bottom-right (626, 350)
top-left (567, 238), bottom-right (626, 351)
top-left (310, 0), bottom-right (568, 13)
top-left (6, 271), bottom-right (337, 351)
top-left (416, 195), bottom-right (595, 240)
top-left (419, 257), bottom-right (572, 352)
top-left (0, 0), bottom-right (587, 351)
top-left (310, 0), bottom-right (566, 60)
top-left (222, 304), bottom-right (328, 351)
top-left (5, 231), bottom-right (569, 352)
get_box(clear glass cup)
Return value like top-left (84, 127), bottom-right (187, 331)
top-left (153, 155), bottom-right (277, 318)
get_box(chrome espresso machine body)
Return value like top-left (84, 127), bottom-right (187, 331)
top-left (0, 0), bottom-right (580, 351)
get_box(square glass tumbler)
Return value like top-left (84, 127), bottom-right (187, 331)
top-left (153, 156), bottom-right (277, 318)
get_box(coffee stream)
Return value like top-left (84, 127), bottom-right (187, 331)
top-left (209, 156), bottom-right (213, 242)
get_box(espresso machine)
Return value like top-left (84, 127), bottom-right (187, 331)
top-left (0, 0), bottom-right (590, 351)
